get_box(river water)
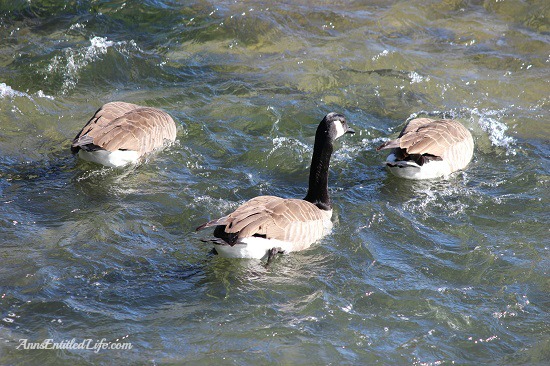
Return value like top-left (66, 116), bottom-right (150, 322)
top-left (0, 0), bottom-right (548, 365)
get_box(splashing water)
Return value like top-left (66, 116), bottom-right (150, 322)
top-left (0, 82), bottom-right (54, 100)
top-left (44, 36), bottom-right (138, 93)
top-left (0, 83), bottom-right (26, 98)
top-left (469, 108), bottom-right (516, 155)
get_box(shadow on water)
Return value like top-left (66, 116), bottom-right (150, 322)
top-left (0, 153), bottom-right (75, 185)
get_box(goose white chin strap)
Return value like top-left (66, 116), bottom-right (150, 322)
top-left (334, 121), bottom-right (346, 138)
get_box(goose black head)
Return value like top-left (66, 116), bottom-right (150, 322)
top-left (317, 112), bottom-right (355, 142)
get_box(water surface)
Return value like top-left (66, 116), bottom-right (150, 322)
top-left (0, 0), bottom-right (548, 365)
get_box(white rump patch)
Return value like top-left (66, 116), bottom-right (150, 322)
top-left (386, 156), bottom-right (452, 180)
top-left (214, 237), bottom-right (294, 260)
top-left (78, 149), bottom-right (140, 167)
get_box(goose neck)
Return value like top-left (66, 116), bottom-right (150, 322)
top-left (304, 137), bottom-right (333, 210)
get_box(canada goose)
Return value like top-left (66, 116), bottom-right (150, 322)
top-left (196, 112), bottom-right (355, 260)
top-left (71, 101), bottom-right (177, 167)
top-left (376, 118), bottom-right (474, 180)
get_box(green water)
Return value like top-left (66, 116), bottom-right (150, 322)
top-left (0, 0), bottom-right (548, 365)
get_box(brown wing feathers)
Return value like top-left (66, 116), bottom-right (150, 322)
top-left (196, 196), bottom-right (326, 243)
top-left (377, 118), bottom-right (470, 158)
top-left (72, 102), bottom-right (176, 154)
top-left (73, 102), bottom-right (140, 144)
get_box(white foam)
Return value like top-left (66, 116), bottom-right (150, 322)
top-left (88, 36), bottom-right (114, 55)
top-left (0, 82), bottom-right (54, 100)
top-left (267, 136), bottom-right (310, 161)
top-left (402, 184), bottom-right (473, 219)
top-left (332, 143), bottom-right (359, 162)
top-left (0, 83), bottom-right (26, 98)
top-left (69, 23), bottom-right (86, 31)
top-left (45, 36), bottom-right (139, 93)
top-left (371, 49), bottom-right (389, 61)
top-left (408, 71), bottom-right (429, 84)
top-left (469, 108), bottom-right (516, 155)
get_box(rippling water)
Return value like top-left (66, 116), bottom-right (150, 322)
top-left (1, 0), bottom-right (548, 364)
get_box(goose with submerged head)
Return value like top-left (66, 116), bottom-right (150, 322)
top-left (377, 118), bottom-right (474, 180)
top-left (196, 112), bottom-right (355, 261)
top-left (71, 101), bottom-right (177, 167)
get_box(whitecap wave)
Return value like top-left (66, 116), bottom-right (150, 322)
top-left (401, 183), bottom-right (474, 218)
top-left (0, 83), bottom-right (26, 98)
top-left (469, 108), bottom-right (516, 155)
top-left (332, 142), bottom-right (362, 163)
top-left (0, 82), bottom-right (54, 100)
top-left (44, 36), bottom-right (139, 94)
top-left (267, 136), bottom-right (310, 160)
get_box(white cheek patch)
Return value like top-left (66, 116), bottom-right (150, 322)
top-left (334, 121), bottom-right (346, 138)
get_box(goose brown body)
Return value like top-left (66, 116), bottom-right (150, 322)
top-left (196, 113), bottom-right (354, 259)
top-left (377, 118), bottom-right (474, 179)
top-left (71, 101), bottom-right (176, 167)
top-left (197, 196), bottom-right (333, 252)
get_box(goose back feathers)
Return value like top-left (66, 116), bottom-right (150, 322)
top-left (196, 196), bottom-right (334, 258)
top-left (196, 112), bottom-right (354, 259)
top-left (377, 118), bottom-right (473, 179)
top-left (71, 101), bottom-right (177, 167)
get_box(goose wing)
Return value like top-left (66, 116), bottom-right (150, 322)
top-left (377, 118), bottom-right (472, 157)
top-left (71, 101), bottom-right (176, 154)
top-left (196, 196), bottom-right (330, 246)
